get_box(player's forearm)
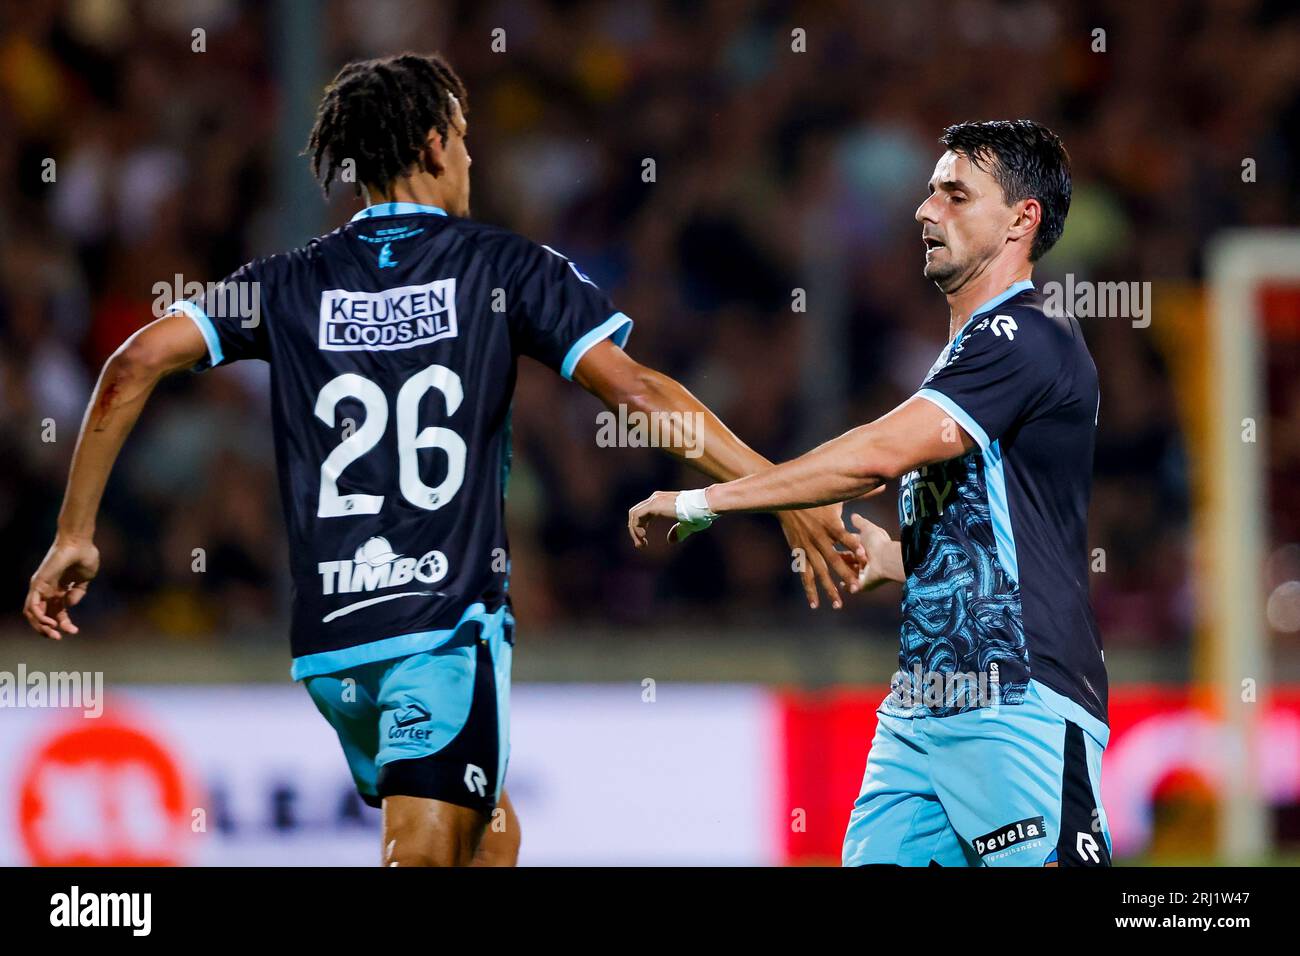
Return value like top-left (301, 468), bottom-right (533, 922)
top-left (704, 424), bottom-right (891, 513)
top-left (699, 396), bottom-right (974, 516)
top-left (614, 366), bottom-right (772, 482)
top-left (56, 350), bottom-right (167, 540)
top-left (57, 314), bottom-right (209, 540)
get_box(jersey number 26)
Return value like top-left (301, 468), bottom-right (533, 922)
top-left (314, 363), bottom-right (466, 517)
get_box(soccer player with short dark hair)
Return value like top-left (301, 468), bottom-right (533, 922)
top-left (630, 120), bottom-right (1112, 866)
top-left (23, 53), bottom-right (861, 866)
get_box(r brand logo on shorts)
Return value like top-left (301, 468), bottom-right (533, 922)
top-left (972, 815), bottom-right (1047, 859)
top-left (464, 764), bottom-right (487, 798)
top-left (319, 279), bottom-right (458, 352)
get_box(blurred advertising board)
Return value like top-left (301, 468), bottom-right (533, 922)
top-left (1, 683), bottom-right (1295, 865)
top-left (0, 684), bottom-right (781, 866)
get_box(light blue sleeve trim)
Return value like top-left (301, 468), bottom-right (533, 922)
top-left (915, 388), bottom-right (989, 452)
top-left (560, 311), bottom-right (633, 380)
top-left (168, 300), bottom-right (223, 369)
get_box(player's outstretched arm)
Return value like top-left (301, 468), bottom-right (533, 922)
top-left (628, 395), bottom-right (972, 572)
top-left (23, 313), bottom-right (209, 639)
top-left (573, 340), bottom-right (865, 609)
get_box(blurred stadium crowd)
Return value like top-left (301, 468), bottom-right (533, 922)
top-left (1, 0), bottom-right (1298, 652)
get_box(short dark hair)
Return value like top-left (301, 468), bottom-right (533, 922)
top-left (305, 53), bottom-right (468, 197)
top-left (939, 120), bottom-right (1071, 261)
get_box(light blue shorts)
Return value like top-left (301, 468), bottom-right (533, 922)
top-left (842, 679), bottom-right (1111, 867)
top-left (303, 607), bottom-right (513, 813)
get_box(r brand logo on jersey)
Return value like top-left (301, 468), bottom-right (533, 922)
top-left (969, 313), bottom-right (1018, 340)
top-left (988, 313), bottom-right (1018, 339)
top-left (318, 536), bottom-right (449, 623)
top-left (319, 279), bottom-right (458, 352)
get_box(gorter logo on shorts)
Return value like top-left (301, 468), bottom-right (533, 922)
top-left (972, 815), bottom-right (1047, 859)
top-left (394, 703), bottom-right (431, 728)
top-left (319, 278), bottom-right (458, 352)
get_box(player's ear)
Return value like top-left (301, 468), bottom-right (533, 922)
top-left (1008, 197), bottom-right (1041, 247)
top-left (420, 128), bottom-right (447, 177)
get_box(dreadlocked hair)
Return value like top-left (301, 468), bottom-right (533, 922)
top-left (305, 52), bottom-right (468, 197)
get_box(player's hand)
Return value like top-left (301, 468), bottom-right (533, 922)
top-left (24, 537), bottom-right (100, 640)
top-left (849, 513), bottom-right (901, 592)
top-left (777, 504), bottom-right (868, 610)
top-left (628, 490), bottom-right (698, 547)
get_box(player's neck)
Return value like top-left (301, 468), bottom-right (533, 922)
top-left (943, 261), bottom-right (1033, 341)
top-left (365, 175), bottom-right (453, 214)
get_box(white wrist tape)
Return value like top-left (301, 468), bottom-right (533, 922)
top-left (674, 488), bottom-right (717, 529)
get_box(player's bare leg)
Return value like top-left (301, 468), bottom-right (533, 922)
top-left (381, 795), bottom-right (486, 867)
top-left (471, 789), bottom-right (521, 867)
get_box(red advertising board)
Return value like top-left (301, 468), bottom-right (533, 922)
top-left (778, 686), bottom-right (1300, 864)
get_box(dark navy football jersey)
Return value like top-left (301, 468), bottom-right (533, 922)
top-left (170, 202), bottom-right (631, 679)
top-left (886, 280), bottom-right (1107, 729)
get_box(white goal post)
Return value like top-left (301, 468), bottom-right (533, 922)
top-left (1205, 229), bottom-right (1300, 863)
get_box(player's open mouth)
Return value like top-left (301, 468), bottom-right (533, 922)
top-left (923, 236), bottom-right (945, 251)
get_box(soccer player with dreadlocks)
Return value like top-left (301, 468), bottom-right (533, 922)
top-left (23, 53), bottom-right (862, 866)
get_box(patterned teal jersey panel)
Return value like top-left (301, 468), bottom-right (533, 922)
top-left (890, 451), bottom-right (1028, 718)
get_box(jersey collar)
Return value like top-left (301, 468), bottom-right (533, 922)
top-left (952, 279), bottom-right (1035, 347)
top-left (350, 202), bottom-right (448, 222)
top-left (971, 278), bottom-right (1034, 318)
